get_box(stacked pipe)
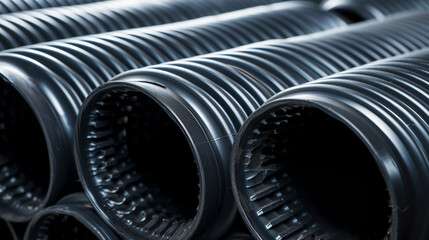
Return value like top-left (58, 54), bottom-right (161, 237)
top-left (0, 0), bottom-right (427, 239)
top-left (231, 48), bottom-right (429, 239)
top-left (0, 0), bottom-right (346, 230)
top-left (0, 0), bottom-right (104, 14)
top-left (74, 12), bottom-right (429, 240)
top-left (0, 0), bottom-right (290, 50)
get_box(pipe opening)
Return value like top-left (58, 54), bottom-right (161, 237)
top-left (0, 79), bottom-right (50, 216)
top-left (240, 105), bottom-right (391, 239)
top-left (33, 213), bottom-right (97, 240)
top-left (82, 88), bottom-right (199, 235)
top-left (330, 9), bottom-right (366, 23)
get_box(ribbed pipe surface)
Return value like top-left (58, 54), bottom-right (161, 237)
top-left (0, 0), bottom-right (288, 50)
top-left (323, 0), bottom-right (429, 20)
top-left (25, 193), bottom-right (119, 240)
top-left (0, 2), bottom-right (345, 224)
top-left (232, 48), bottom-right (429, 239)
top-left (75, 12), bottom-right (429, 240)
top-left (0, 0), bottom-right (103, 14)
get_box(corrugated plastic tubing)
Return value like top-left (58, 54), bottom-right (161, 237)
top-left (75, 12), bottom-right (429, 240)
top-left (323, 0), bottom-right (429, 20)
top-left (0, 0), bottom-right (288, 51)
top-left (25, 193), bottom-right (119, 240)
top-left (0, 0), bottom-right (104, 14)
top-left (0, 1), bottom-right (346, 223)
top-left (232, 48), bottom-right (429, 239)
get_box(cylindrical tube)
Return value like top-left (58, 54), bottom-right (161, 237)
top-left (0, 0), bottom-right (104, 14)
top-left (323, 0), bottom-right (429, 20)
top-left (0, 0), bottom-right (288, 50)
top-left (75, 12), bottom-right (429, 240)
top-left (231, 48), bottom-right (429, 239)
top-left (24, 193), bottom-right (119, 240)
top-left (0, 2), bottom-right (346, 223)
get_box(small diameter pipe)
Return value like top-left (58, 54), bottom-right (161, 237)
top-left (24, 193), bottom-right (119, 240)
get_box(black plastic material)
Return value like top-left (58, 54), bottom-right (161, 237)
top-left (0, 2), bottom-right (345, 223)
top-left (323, 0), bottom-right (429, 20)
top-left (232, 48), bottom-right (429, 239)
top-left (75, 12), bottom-right (429, 240)
top-left (0, 0), bottom-right (287, 50)
top-left (25, 193), bottom-right (119, 240)
top-left (0, 0), bottom-right (103, 14)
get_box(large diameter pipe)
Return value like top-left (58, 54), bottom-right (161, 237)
top-left (0, 0), bottom-right (288, 51)
top-left (0, 2), bottom-right (346, 222)
top-left (75, 12), bottom-right (429, 240)
top-left (231, 49), bottom-right (429, 239)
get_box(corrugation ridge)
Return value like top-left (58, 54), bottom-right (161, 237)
top-left (1, 0), bottom-right (309, 50)
top-left (0, 0), bottom-right (104, 14)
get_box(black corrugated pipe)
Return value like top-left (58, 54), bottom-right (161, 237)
top-left (322, 0), bottom-right (429, 21)
top-left (0, 0), bottom-right (288, 51)
top-left (0, 0), bottom-right (104, 14)
top-left (0, 2), bottom-right (346, 223)
top-left (75, 12), bottom-right (429, 240)
top-left (24, 193), bottom-right (119, 240)
top-left (231, 48), bottom-right (429, 239)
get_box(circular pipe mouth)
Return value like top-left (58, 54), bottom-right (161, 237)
top-left (78, 88), bottom-right (200, 238)
top-left (0, 79), bottom-right (50, 219)
top-left (29, 213), bottom-right (99, 240)
top-left (234, 104), bottom-right (392, 239)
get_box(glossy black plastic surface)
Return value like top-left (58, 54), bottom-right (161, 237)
top-left (0, 0), bottom-right (288, 50)
top-left (0, 2), bottom-right (345, 224)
